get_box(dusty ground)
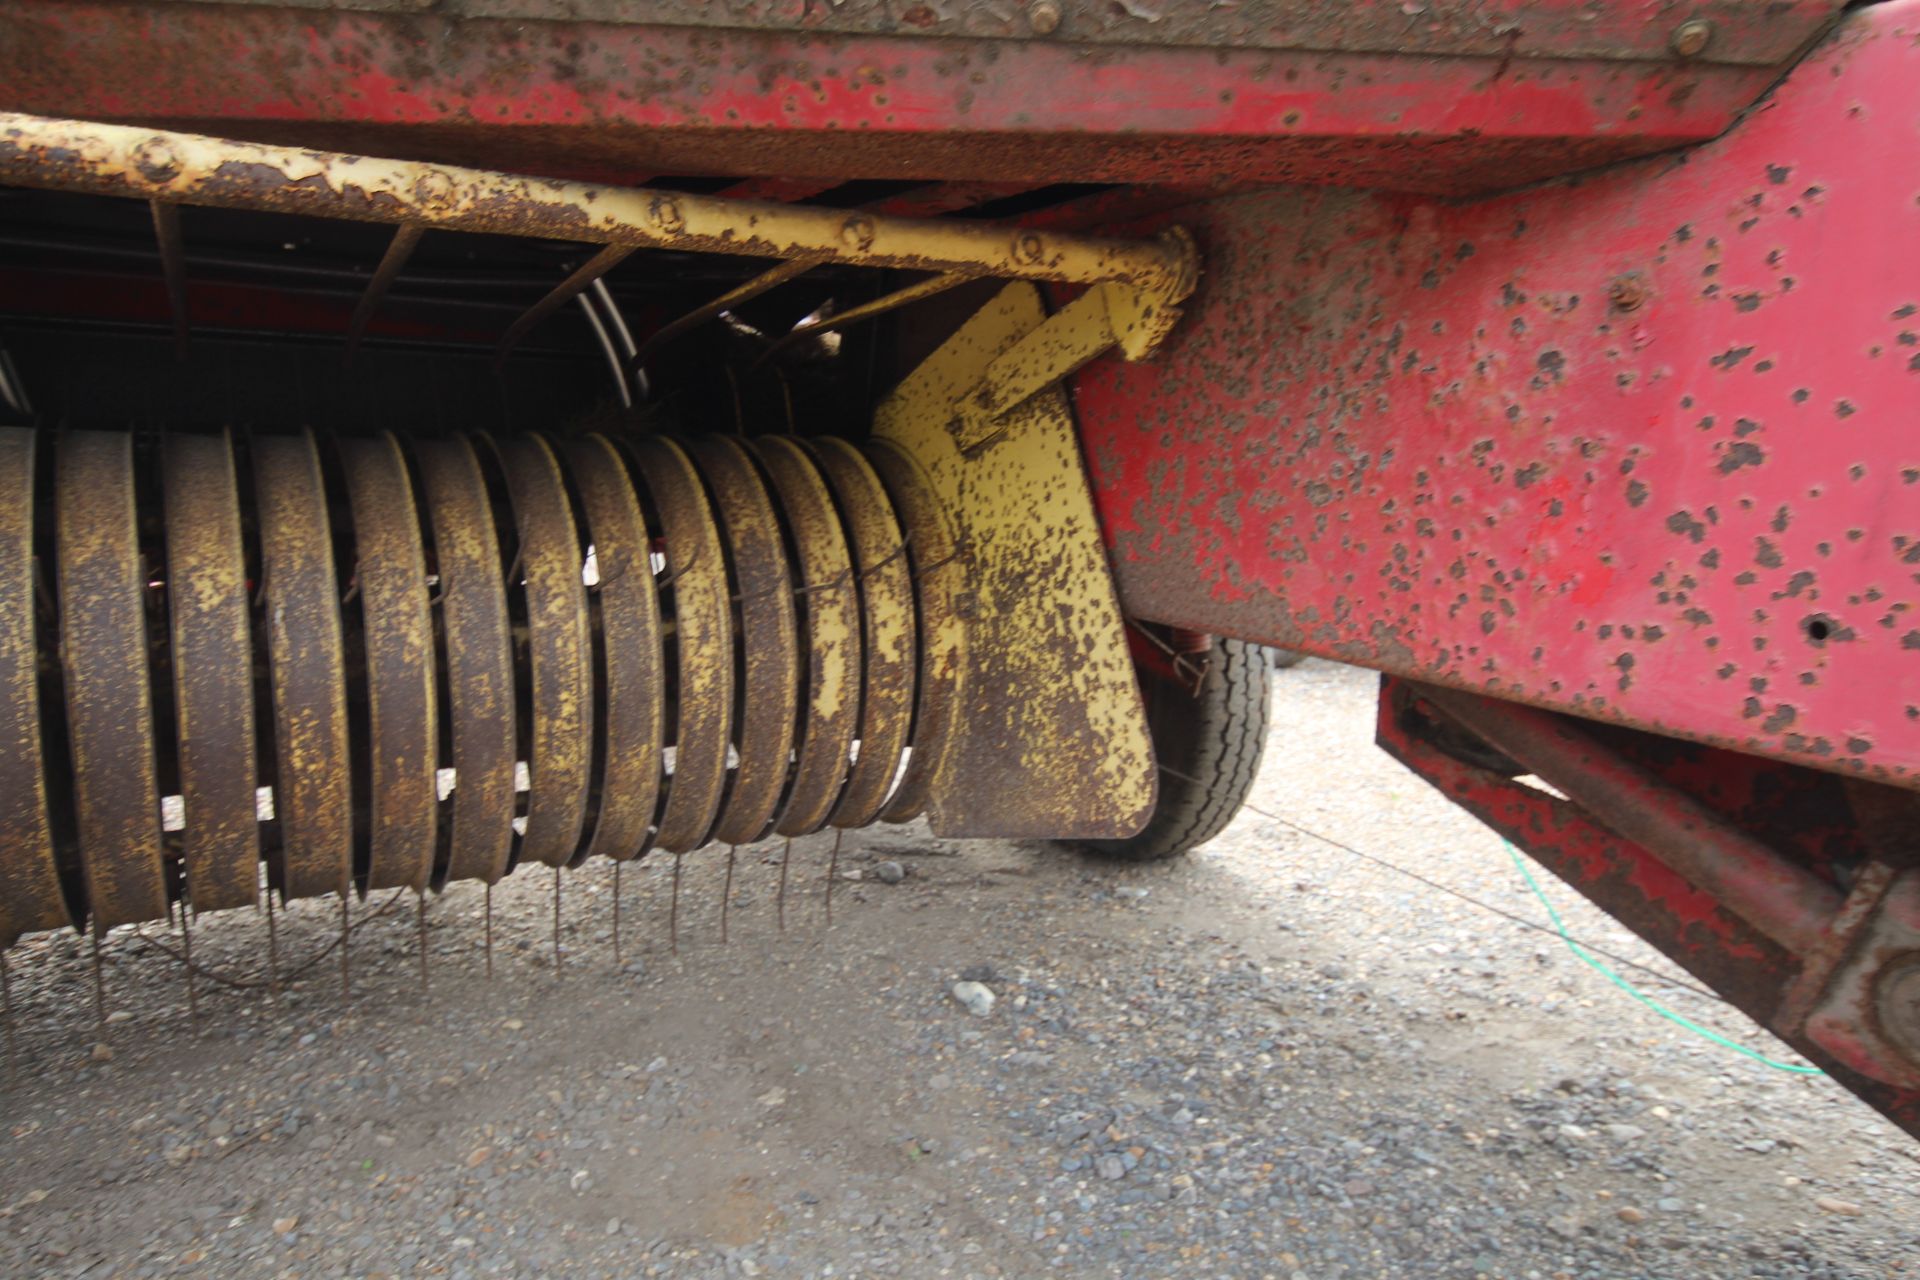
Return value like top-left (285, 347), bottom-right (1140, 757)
top-left (1, 659), bottom-right (1916, 1279)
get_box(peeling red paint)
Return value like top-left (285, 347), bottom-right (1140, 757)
top-left (1076, 1), bottom-right (1920, 792)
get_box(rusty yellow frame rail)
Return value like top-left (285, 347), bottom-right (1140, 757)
top-left (0, 112), bottom-right (1200, 355)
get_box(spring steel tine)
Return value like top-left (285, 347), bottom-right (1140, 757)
top-left (553, 866), bottom-right (563, 977)
top-left (344, 223), bottom-right (424, 365)
top-left (149, 200), bottom-right (190, 361)
top-left (266, 887), bottom-right (281, 998)
top-left (181, 907), bottom-right (199, 1028)
top-left (825, 829), bottom-right (843, 926)
top-left (91, 929), bottom-right (107, 1041)
top-left (778, 838), bottom-right (791, 933)
top-left (670, 853), bottom-right (683, 955)
top-left (612, 862), bottom-right (623, 966)
top-left (1, 950), bottom-right (14, 1086)
top-left (496, 244), bottom-right (636, 364)
top-left (417, 890), bottom-right (429, 992)
top-left (484, 883), bottom-right (494, 980)
top-left (339, 894), bottom-right (351, 1000)
top-left (721, 845), bottom-right (735, 945)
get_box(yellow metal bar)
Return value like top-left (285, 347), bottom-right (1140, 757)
top-left (0, 113), bottom-right (1199, 325)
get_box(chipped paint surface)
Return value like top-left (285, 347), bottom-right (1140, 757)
top-left (498, 435), bottom-right (592, 869)
top-left (874, 282), bottom-right (1156, 840)
top-left (252, 433), bottom-right (353, 903)
top-left (161, 431), bottom-right (261, 915)
top-left (167, 0), bottom-right (1842, 66)
top-left (1078, 2), bottom-right (1920, 791)
top-left (0, 431), bottom-right (70, 944)
top-left (629, 436), bottom-right (733, 855)
top-left (688, 435), bottom-right (800, 847)
top-left (806, 438), bottom-right (918, 832)
top-left (566, 434), bottom-right (666, 864)
top-left (340, 432), bottom-right (439, 892)
top-left (750, 436), bottom-right (863, 839)
top-left (412, 436), bottom-right (517, 887)
top-left (0, 2), bottom-right (1788, 197)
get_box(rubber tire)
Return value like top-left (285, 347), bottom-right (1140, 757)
top-left (1078, 636), bottom-right (1271, 862)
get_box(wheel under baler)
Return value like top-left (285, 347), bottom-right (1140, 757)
top-left (0, 0), bottom-right (1915, 1140)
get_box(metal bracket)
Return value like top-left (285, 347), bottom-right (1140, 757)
top-left (1783, 865), bottom-right (1920, 1089)
top-left (950, 246), bottom-right (1194, 453)
top-left (873, 282), bottom-right (1157, 840)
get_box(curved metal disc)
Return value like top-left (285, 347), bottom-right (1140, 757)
top-left (687, 435), bottom-right (799, 847)
top-left (161, 431), bottom-right (258, 915)
top-left (57, 429), bottom-right (167, 930)
top-left (253, 432), bottom-right (352, 902)
top-left (750, 436), bottom-right (861, 838)
top-left (340, 434), bottom-right (438, 891)
top-left (413, 436), bottom-right (516, 887)
top-left (0, 430), bottom-right (72, 943)
top-left (805, 437), bottom-right (916, 830)
top-left (864, 438), bottom-right (965, 825)
top-left (626, 436), bottom-right (730, 854)
top-left (566, 434), bottom-right (665, 861)
top-left (495, 434), bottom-right (591, 869)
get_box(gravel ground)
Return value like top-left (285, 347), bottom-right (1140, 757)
top-left (0, 658), bottom-right (1915, 1279)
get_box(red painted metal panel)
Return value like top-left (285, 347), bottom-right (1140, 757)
top-left (1376, 677), bottom-right (1920, 1140)
top-left (0, 2), bottom-right (1778, 195)
top-left (1075, 1), bottom-right (1920, 792)
top-left (354, 0), bottom-right (1840, 66)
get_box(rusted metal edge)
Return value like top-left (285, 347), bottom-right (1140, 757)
top-left (1419, 683), bottom-right (1841, 957)
top-left (0, 112), bottom-right (1199, 324)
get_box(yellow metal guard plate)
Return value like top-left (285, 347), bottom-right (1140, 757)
top-left (872, 282), bottom-right (1156, 839)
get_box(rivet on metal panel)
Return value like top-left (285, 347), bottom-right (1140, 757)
top-left (1607, 274), bottom-right (1648, 312)
top-left (1671, 19), bottom-right (1714, 59)
top-left (1029, 1), bottom-right (1062, 35)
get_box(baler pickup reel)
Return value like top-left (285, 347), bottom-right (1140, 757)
top-left (0, 113), bottom-right (1200, 945)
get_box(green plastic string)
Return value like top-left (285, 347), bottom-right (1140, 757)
top-left (1504, 842), bottom-right (1824, 1076)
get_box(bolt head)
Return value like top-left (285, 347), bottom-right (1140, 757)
top-left (839, 215), bottom-right (877, 253)
top-left (648, 195), bottom-right (686, 234)
top-left (1029, 1), bottom-right (1062, 35)
top-left (411, 168), bottom-right (458, 213)
top-left (1878, 955), bottom-right (1920, 1067)
top-left (1010, 231), bottom-right (1046, 266)
top-left (1671, 19), bottom-right (1713, 58)
top-left (131, 137), bottom-right (183, 184)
